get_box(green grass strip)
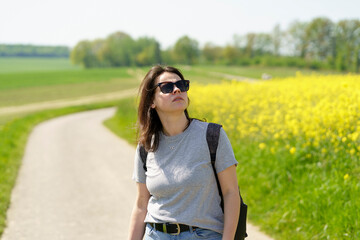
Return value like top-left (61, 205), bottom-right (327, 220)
top-left (103, 97), bottom-right (138, 145)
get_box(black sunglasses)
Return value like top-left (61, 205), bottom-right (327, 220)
top-left (155, 79), bottom-right (190, 94)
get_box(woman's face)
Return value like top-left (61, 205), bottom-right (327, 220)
top-left (151, 72), bottom-right (189, 116)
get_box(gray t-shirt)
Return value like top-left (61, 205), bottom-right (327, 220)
top-left (132, 119), bottom-right (238, 233)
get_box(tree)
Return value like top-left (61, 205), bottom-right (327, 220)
top-left (335, 19), bottom-right (360, 72)
top-left (286, 21), bottom-right (309, 57)
top-left (244, 33), bottom-right (256, 58)
top-left (202, 42), bottom-right (223, 64)
top-left (134, 37), bottom-right (161, 66)
top-left (160, 48), bottom-right (175, 65)
top-left (173, 36), bottom-right (199, 65)
top-left (272, 24), bottom-right (282, 56)
top-left (71, 40), bottom-right (99, 68)
top-left (103, 31), bottom-right (135, 67)
top-left (222, 45), bottom-right (240, 65)
top-left (253, 33), bottom-right (273, 55)
top-left (92, 39), bottom-right (108, 67)
top-left (305, 17), bottom-right (335, 61)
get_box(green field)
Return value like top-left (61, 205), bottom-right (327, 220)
top-left (0, 57), bottom-right (351, 239)
top-left (0, 57), bottom-right (80, 73)
top-left (0, 68), bottom-right (142, 107)
top-left (0, 58), bottom-right (338, 109)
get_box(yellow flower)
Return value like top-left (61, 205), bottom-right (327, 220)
top-left (351, 132), bottom-right (359, 141)
top-left (259, 143), bottom-right (266, 150)
top-left (290, 147), bottom-right (296, 155)
top-left (270, 147), bottom-right (276, 154)
top-left (344, 174), bottom-right (349, 180)
top-left (349, 149), bottom-right (356, 155)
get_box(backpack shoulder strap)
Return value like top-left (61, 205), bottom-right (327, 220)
top-left (139, 145), bottom-right (148, 172)
top-left (207, 123), bottom-right (248, 239)
top-left (206, 123), bottom-right (222, 164)
top-left (206, 123), bottom-right (224, 211)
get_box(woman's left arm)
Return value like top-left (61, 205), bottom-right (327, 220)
top-left (218, 165), bottom-right (240, 240)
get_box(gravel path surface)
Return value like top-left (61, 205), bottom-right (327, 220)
top-left (2, 107), bottom-right (273, 240)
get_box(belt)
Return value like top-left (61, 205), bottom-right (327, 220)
top-left (148, 222), bottom-right (198, 235)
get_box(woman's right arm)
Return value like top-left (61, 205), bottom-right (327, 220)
top-left (128, 182), bottom-right (151, 240)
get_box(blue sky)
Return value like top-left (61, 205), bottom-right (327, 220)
top-left (0, 0), bottom-right (359, 49)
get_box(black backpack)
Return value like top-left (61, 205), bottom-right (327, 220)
top-left (139, 122), bottom-right (248, 239)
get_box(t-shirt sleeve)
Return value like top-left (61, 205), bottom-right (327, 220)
top-left (215, 128), bottom-right (238, 173)
top-left (132, 144), bottom-right (146, 183)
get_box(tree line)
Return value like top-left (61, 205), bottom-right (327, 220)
top-left (213, 17), bottom-right (360, 72)
top-left (71, 17), bottom-right (360, 72)
top-left (2, 16), bottom-right (357, 72)
top-left (71, 32), bottom-right (161, 68)
top-left (0, 44), bottom-right (70, 58)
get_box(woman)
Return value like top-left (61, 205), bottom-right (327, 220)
top-left (128, 65), bottom-right (240, 240)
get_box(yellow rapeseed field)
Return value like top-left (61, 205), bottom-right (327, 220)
top-left (189, 73), bottom-right (360, 160)
top-left (188, 73), bottom-right (360, 238)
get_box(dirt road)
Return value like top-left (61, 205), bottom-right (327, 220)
top-left (2, 107), bottom-right (273, 240)
top-left (0, 88), bottom-right (137, 116)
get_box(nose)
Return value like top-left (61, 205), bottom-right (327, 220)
top-left (172, 83), bottom-right (181, 94)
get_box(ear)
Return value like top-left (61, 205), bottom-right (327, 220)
top-left (151, 103), bottom-right (156, 109)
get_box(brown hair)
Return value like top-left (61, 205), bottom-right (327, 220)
top-left (137, 65), bottom-right (190, 152)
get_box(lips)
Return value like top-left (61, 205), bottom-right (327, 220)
top-left (172, 97), bottom-right (184, 102)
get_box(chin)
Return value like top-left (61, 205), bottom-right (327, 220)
top-left (170, 106), bottom-right (187, 113)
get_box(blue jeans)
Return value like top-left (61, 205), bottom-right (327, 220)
top-left (144, 223), bottom-right (222, 239)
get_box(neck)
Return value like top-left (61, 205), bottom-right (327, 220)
top-left (158, 112), bottom-right (189, 136)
